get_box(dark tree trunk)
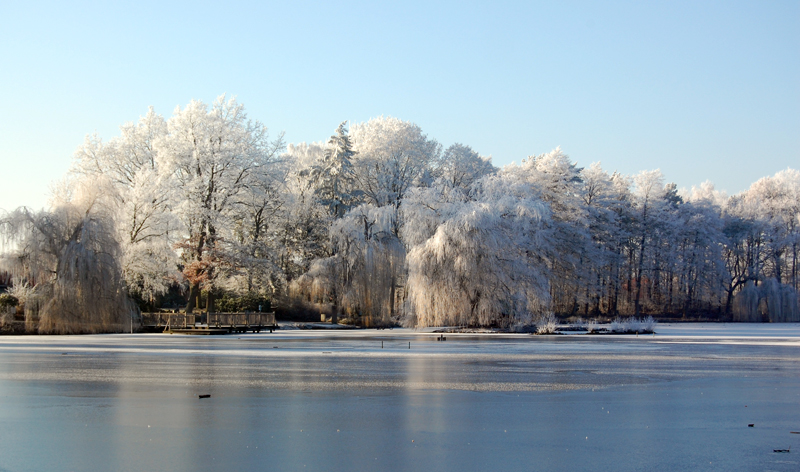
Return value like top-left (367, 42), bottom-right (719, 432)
top-left (185, 282), bottom-right (200, 313)
top-left (207, 290), bottom-right (215, 314)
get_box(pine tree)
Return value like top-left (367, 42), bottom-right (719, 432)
top-left (309, 122), bottom-right (359, 218)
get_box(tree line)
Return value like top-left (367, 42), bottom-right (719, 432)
top-left (1, 96), bottom-right (798, 333)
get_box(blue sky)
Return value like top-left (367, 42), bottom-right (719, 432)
top-left (1, 0), bottom-right (797, 211)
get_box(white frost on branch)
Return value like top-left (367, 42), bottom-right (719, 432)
top-left (0, 179), bottom-right (137, 333)
top-left (405, 173), bottom-right (552, 327)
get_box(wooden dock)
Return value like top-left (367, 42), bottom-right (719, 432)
top-left (141, 312), bottom-right (277, 334)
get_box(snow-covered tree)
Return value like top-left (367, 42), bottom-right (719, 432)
top-left (5, 94), bottom-right (800, 327)
top-left (71, 107), bottom-right (178, 303)
top-left (629, 170), bottom-right (668, 316)
top-left (157, 95), bottom-right (284, 312)
top-left (331, 204), bottom-right (405, 325)
top-left (578, 163), bottom-right (629, 316)
top-left (0, 179), bottom-right (136, 333)
top-left (504, 148), bottom-right (590, 315)
top-left (278, 142), bottom-right (331, 282)
top-left (228, 151), bottom-right (289, 298)
top-left (405, 173), bottom-right (552, 327)
top-left (350, 116), bottom-right (440, 215)
top-left (306, 122), bottom-right (360, 218)
top-left (435, 143), bottom-right (495, 192)
top-left (745, 169), bottom-right (800, 287)
top-left (670, 199), bottom-right (726, 315)
top-left (725, 169), bottom-right (800, 321)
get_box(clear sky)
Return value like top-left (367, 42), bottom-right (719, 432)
top-left (1, 0), bottom-right (798, 212)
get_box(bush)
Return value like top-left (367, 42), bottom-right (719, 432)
top-left (587, 319), bottom-right (599, 333)
top-left (0, 294), bottom-right (19, 309)
top-left (213, 292), bottom-right (271, 313)
top-left (535, 312), bottom-right (558, 334)
top-left (610, 316), bottom-right (656, 333)
top-left (275, 297), bottom-right (332, 322)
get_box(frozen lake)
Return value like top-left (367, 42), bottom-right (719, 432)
top-left (1, 323), bottom-right (799, 471)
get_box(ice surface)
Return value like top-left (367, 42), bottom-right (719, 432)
top-left (0, 324), bottom-right (798, 471)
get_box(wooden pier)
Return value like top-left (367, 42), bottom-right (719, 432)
top-left (141, 312), bottom-right (277, 334)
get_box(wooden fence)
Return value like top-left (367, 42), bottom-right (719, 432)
top-left (141, 312), bottom-right (276, 333)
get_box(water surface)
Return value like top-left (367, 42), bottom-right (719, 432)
top-left (1, 325), bottom-right (798, 471)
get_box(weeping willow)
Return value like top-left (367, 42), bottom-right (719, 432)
top-left (342, 238), bottom-right (405, 326)
top-left (405, 195), bottom-right (551, 328)
top-left (732, 279), bottom-right (800, 323)
top-left (289, 202), bottom-right (406, 327)
top-left (0, 187), bottom-right (137, 334)
top-left (290, 239), bottom-right (404, 326)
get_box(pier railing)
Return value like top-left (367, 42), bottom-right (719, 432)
top-left (208, 312), bottom-right (276, 328)
top-left (141, 312), bottom-right (277, 331)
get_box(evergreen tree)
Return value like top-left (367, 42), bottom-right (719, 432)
top-left (309, 122), bottom-right (359, 218)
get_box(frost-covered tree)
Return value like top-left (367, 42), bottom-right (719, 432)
top-left (327, 204), bottom-right (405, 325)
top-left (306, 122), bottom-right (360, 218)
top-left (504, 148), bottom-right (590, 315)
top-left (350, 116), bottom-right (440, 215)
top-left (400, 185), bottom-right (462, 248)
top-left (732, 278), bottom-right (800, 322)
top-left (289, 201), bottom-right (405, 326)
top-left (435, 143), bottom-right (495, 192)
top-left (278, 142), bottom-right (331, 282)
top-left (725, 169), bottom-right (800, 321)
top-left (228, 151), bottom-right (289, 298)
top-left (629, 170), bottom-right (668, 316)
top-left (721, 211), bottom-right (760, 315)
top-left (71, 107), bottom-right (178, 304)
top-left (290, 117), bottom-right (440, 323)
top-left (746, 169), bottom-right (800, 287)
top-left (578, 163), bottom-right (629, 316)
top-left (6, 95), bottom-right (799, 327)
top-left (158, 95), bottom-right (284, 312)
top-left (405, 173), bottom-right (552, 327)
top-left (670, 198), bottom-right (726, 315)
top-left (0, 179), bottom-right (136, 333)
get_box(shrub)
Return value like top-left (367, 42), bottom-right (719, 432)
top-left (0, 294), bottom-right (19, 309)
top-left (610, 316), bottom-right (656, 333)
top-left (535, 312), bottom-right (558, 334)
top-left (587, 319), bottom-right (599, 333)
top-left (213, 292), bottom-right (271, 313)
